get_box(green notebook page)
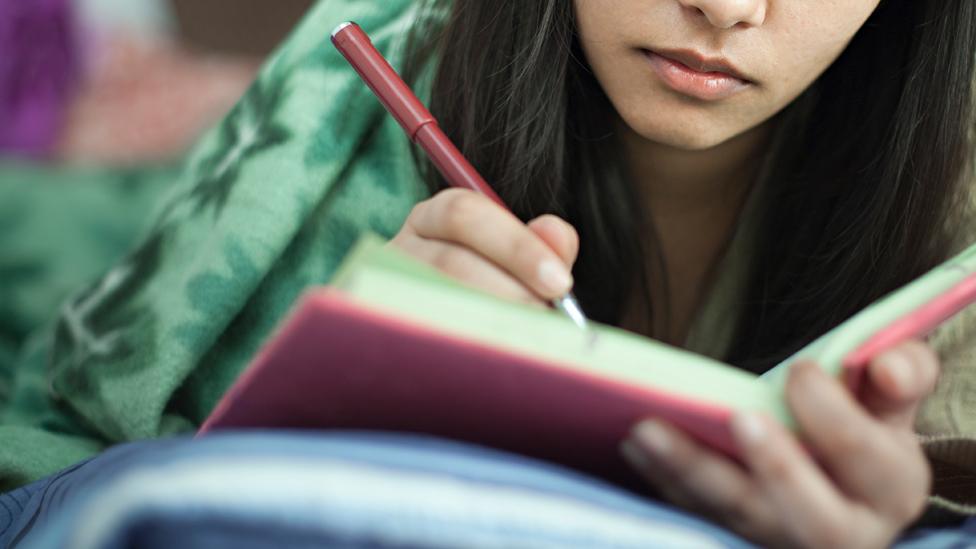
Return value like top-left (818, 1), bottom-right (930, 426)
top-left (331, 234), bottom-right (792, 426)
top-left (763, 241), bottom-right (976, 388)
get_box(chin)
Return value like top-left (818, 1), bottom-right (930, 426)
top-left (624, 114), bottom-right (737, 151)
top-left (657, 130), bottom-right (731, 151)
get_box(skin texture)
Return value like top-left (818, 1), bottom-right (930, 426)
top-left (578, 0), bottom-right (882, 345)
top-left (622, 341), bottom-right (938, 548)
top-left (575, 0), bottom-right (881, 150)
top-left (390, 2), bottom-right (937, 546)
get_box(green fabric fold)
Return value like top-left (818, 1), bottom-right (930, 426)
top-left (0, 0), bottom-right (432, 487)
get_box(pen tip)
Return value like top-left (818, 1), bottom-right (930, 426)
top-left (554, 293), bottom-right (591, 332)
top-left (558, 295), bottom-right (600, 351)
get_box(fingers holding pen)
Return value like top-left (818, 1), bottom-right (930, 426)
top-left (528, 214), bottom-right (580, 267)
top-left (392, 232), bottom-right (545, 306)
top-left (397, 189), bottom-right (579, 301)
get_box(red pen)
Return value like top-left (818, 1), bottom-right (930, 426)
top-left (331, 21), bottom-right (590, 333)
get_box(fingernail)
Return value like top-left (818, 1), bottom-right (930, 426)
top-left (731, 411), bottom-right (766, 449)
top-left (538, 260), bottom-right (573, 294)
top-left (633, 420), bottom-right (672, 456)
top-left (880, 350), bottom-right (913, 394)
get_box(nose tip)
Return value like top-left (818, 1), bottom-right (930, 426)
top-left (679, 0), bottom-right (767, 29)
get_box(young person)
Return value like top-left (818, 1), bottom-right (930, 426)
top-left (0, 0), bottom-right (973, 547)
top-left (392, 0), bottom-right (976, 545)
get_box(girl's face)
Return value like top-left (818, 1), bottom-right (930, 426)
top-left (574, 0), bottom-right (882, 150)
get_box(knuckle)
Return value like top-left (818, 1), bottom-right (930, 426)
top-left (508, 232), bottom-right (545, 274)
top-left (440, 190), bottom-right (481, 235)
top-left (757, 446), bottom-right (797, 486)
top-left (661, 440), bottom-right (703, 478)
top-left (387, 234), bottom-right (408, 250)
top-left (730, 483), bottom-right (760, 515)
top-left (542, 215), bottom-right (580, 250)
top-left (388, 232), bottom-right (421, 255)
top-left (827, 422), bottom-right (870, 456)
top-left (406, 197), bottom-right (437, 229)
top-left (431, 246), bottom-right (470, 278)
top-left (407, 199), bottom-right (428, 220)
top-left (555, 215), bottom-right (579, 239)
top-left (664, 451), bottom-right (696, 477)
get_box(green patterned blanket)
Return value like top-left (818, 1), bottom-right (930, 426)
top-left (0, 0), bottom-right (429, 489)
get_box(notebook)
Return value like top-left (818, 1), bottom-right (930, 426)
top-left (199, 234), bottom-right (976, 482)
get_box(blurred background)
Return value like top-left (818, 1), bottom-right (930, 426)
top-left (0, 0), bottom-right (315, 363)
top-left (2, 0), bottom-right (314, 166)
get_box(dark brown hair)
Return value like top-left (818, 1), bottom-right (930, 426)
top-left (404, 0), bottom-right (976, 372)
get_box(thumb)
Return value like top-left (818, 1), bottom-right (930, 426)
top-left (860, 340), bottom-right (939, 430)
top-left (528, 215), bottom-right (579, 269)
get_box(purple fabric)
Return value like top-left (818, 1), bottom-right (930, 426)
top-left (0, 0), bottom-right (79, 157)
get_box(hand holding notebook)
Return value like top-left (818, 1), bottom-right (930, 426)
top-left (200, 234), bottom-right (976, 484)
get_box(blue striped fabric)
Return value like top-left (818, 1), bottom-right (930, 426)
top-left (0, 432), bottom-right (972, 548)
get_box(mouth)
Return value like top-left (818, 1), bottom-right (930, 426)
top-left (641, 48), bottom-right (754, 102)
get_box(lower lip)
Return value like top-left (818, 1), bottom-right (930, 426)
top-left (643, 50), bottom-right (751, 102)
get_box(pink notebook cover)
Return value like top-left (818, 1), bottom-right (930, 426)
top-left (199, 289), bottom-right (736, 483)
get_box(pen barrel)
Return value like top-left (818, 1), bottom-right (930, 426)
top-left (331, 23), bottom-right (434, 139)
top-left (414, 123), bottom-right (506, 208)
top-left (332, 22), bottom-right (589, 323)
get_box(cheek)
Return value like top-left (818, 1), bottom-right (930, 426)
top-left (765, 2), bottom-right (881, 105)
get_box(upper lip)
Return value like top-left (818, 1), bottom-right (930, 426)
top-left (647, 48), bottom-right (752, 83)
